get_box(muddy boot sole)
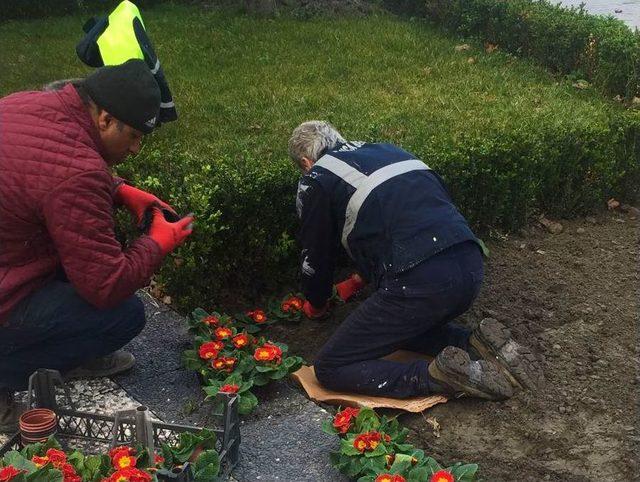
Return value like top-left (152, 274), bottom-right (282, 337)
top-left (469, 318), bottom-right (544, 391)
top-left (428, 346), bottom-right (513, 400)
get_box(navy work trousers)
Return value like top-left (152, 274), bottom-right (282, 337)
top-left (0, 280), bottom-right (145, 391)
top-left (314, 241), bottom-right (484, 398)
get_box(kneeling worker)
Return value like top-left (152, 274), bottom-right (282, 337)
top-left (289, 121), bottom-right (541, 400)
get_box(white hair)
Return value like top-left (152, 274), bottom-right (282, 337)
top-left (288, 121), bottom-right (345, 165)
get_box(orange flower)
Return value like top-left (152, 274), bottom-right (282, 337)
top-left (232, 333), bottom-right (250, 349)
top-left (31, 456), bottom-right (49, 468)
top-left (113, 451), bottom-right (137, 470)
top-left (211, 340), bottom-right (225, 351)
top-left (253, 343), bottom-right (282, 363)
top-left (352, 431), bottom-right (383, 452)
top-left (281, 301), bottom-right (292, 312)
top-left (247, 310), bottom-right (267, 323)
top-left (202, 315), bottom-right (219, 326)
top-left (333, 406), bottom-right (360, 433)
top-left (375, 475), bottom-right (393, 482)
top-left (45, 448), bottom-right (67, 469)
top-left (0, 466), bottom-right (21, 481)
top-left (214, 327), bottom-right (233, 340)
top-left (367, 431), bottom-right (382, 450)
top-left (430, 470), bottom-right (455, 482)
top-left (288, 297), bottom-right (304, 310)
top-left (353, 434), bottom-right (369, 452)
top-left (109, 446), bottom-right (135, 459)
top-left (375, 475), bottom-right (405, 482)
top-left (198, 342), bottom-right (220, 360)
top-left (220, 384), bottom-right (239, 393)
top-left (62, 463), bottom-right (81, 482)
top-left (212, 357), bottom-right (236, 372)
top-left (107, 468), bottom-right (152, 482)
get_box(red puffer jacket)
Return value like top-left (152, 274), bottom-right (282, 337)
top-left (0, 83), bottom-right (163, 325)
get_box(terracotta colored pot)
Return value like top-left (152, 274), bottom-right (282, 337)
top-left (19, 409), bottom-right (57, 444)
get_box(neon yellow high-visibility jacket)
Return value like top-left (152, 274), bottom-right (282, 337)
top-left (76, 0), bottom-right (177, 124)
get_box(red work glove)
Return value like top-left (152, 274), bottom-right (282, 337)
top-left (116, 183), bottom-right (176, 223)
top-left (335, 273), bottom-right (366, 302)
top-left (149, 207), bottom-right (194, 256)
top-left (303, 300), bottom-right (329, 320)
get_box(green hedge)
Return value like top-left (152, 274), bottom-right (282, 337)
top-left (0, 0), bottom-right (167, 21)
top-left (416, 0), bottom-right (640, 99)
top-left (121, 111), bottom-right (640, 310)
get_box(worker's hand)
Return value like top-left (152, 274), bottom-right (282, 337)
top-left (149, 207), bottom-right (194, 256)
top-left (335, 273), bottom-right (366, 302)
top-left (116, 183), bottom-right (177, 223)
top-left (303, 300), bottom-right (329, 320)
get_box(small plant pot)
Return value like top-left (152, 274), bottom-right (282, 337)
top-left (19, 408), bottom-right (57, 445)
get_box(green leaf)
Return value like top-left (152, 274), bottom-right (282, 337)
top-left (252, 373), bottom-right (270, 386)
top-left (345, 457), bottom-right (366, 478)
top-left (193, 449), bottom-right (220, 481)
top-left (449, 463), bottom-right (479, 481)
top-left (354, 408), bottom-right (380, 432)
top-left (237, 391), bottom-right (259, 415)
top-left (394, 443), bottom-right (415, 453)
top-left (321, 419), bottom-right (339, 435)
top-left (191, 308), bottom-right (210, 321)
top-left (408, 466), bottom-right (431, 482)
top-left (340, 438), bottom-right (362, 457)
top-left (160, 444), bottom-right (174, 467)
top-left (389, 453), bottom-right (414, 474)
top-left (269, 365), bottom-right (290, 380)
top-left (83, 455), bottom-right (104, 478)
top-left (3, 451), bottom-right (37, 474)
top-left (364, 442), bottom-right (387, 458)
top-left (254, 365), bottom-right (274, 373)
top-left (26, 465), bottom-right (63, 482)
top-left (423, 456), bottom-right (443, 474)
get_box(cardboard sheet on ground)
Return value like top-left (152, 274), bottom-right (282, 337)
top-left (291, 350), bottom-right (448, 413)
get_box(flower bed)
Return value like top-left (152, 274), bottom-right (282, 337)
top-left (324, 407), bottom-right (478, 482)
top-left (182, 294), bottom-right (306, 414)
top-left (0, 429), bottom-right (220, 482)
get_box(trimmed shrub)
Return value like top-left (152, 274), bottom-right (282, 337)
top-left (118, 111), bottom-right (639, 311)
top-left (420, 0), bottom-right (640, 99)
top-left (0, 0), bottom-right (167, 22)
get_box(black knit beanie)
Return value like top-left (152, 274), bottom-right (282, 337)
top-left (83, 59), bottom-right (161, 134)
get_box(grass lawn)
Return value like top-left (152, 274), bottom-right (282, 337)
top-left (0, 4), bottom-right (623, 161)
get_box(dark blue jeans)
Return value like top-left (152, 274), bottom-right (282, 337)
top-left (0, 281), bottom-right (145, 391)
top-left (314, 241), bottom-right (484, 398)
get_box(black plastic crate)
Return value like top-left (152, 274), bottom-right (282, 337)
top-left (0, 370), bottom-right (240, 481)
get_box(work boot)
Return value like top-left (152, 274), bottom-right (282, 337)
top-left (469, 318), bottom-right (544, 391)
top-left (0, 390), bottom-right (21, 433)
top-left (428, 346), bottom-right (513, 400)
top-left (63, 350), bottom-right (136, 380)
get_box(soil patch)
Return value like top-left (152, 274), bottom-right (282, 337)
top-left (267, 209), bottom-right (639, 481)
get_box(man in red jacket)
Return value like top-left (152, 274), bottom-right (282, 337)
top-left (0, 59), bottom-right (193, 431)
